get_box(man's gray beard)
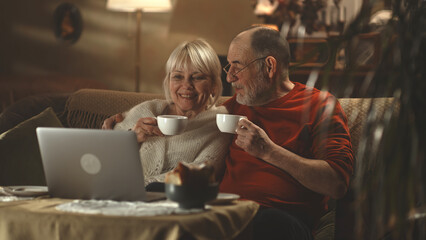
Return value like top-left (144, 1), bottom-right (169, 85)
top-left (236, 74), bottom-right (272, 106)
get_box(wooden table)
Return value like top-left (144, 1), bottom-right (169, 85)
top-left (0, 198), bottom-right (259, 240)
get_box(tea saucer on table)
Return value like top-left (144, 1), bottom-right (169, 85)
top-left (207, 193), bottom-right (240, 205)
top-left (3, 186), bottom-right (48, 197)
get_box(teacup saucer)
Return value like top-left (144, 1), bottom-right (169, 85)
top-left (207, 193), bottom-right (240, 205)
top-left (3, 186), bottom-right (49, 197)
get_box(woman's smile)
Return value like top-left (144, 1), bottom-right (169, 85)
top-left (169, 66), bottom-right (213, 117)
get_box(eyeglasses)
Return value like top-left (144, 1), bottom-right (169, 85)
top-left (223, 56), bottom-right (267, 76)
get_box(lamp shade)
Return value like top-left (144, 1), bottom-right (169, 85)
top-left (107, 0), bottom-right (172, 12)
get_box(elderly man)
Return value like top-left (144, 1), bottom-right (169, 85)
top-left (219, 26), bottom-right (354, 239)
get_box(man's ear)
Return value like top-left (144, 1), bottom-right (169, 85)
top-left (265, 56), bottom-right (277, 79)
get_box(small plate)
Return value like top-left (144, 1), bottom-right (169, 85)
top-left (3, 186), bottom-right (49, 197)
top-left (208, 193), bottom-right (240, 205)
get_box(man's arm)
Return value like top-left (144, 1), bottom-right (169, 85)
top-left (101, 113), bottom-right (124, 129)
top-left (235, 118), bottom-right (348, 199)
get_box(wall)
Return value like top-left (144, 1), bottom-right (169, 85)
top-left (342, 0), bottom-right (362, 24)
top-left (0, 0), bottom-right (259, 94)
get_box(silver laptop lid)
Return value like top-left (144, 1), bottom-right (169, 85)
top-left (36, 127), bottom-right (147, 201)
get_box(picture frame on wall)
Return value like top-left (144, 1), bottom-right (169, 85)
top-left (53, 3), bottom-right (83, 44)
top-left (287, 38), bottom-right (330, 68)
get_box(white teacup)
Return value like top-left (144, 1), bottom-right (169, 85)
top-left (157, 115), bottom-right (188, 135)
top-left (216, 114), bottom-right (247, 134)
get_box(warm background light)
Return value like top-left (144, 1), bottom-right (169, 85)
top-left (0, 0), bottom-right (259, 94)
top-left (106, 0), bottom-right (173, 92)
top-left (106, 0), bottom-right (172, 12)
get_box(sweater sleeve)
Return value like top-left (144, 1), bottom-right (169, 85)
top-left (190, 131), bottom-right (232, 173)
top-left (114, 99), bottom-right (167, 131)
top-left (311, 95), bottom-right (354, 186)
top-left (187, 106), bottom-right (232, 178)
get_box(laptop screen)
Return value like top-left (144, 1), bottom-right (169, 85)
top-left (36, 127), bottom-right (159, 201)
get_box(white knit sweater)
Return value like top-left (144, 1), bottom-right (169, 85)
top-left (114, 100), bottom-right (232, 186)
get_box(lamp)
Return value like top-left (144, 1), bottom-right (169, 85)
top-left (106, 0), bottom-right (172, 92)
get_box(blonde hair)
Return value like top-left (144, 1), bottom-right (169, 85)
top-left (163, 39), bottom-right (222, 109)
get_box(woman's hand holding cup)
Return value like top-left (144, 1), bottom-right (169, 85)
top-left (132, 117), bottom-right (164, 143)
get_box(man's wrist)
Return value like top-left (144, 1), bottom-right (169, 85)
top-left (262, 142), bottom-right (279, 162)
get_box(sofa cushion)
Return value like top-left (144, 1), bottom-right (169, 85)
top-left (314, 209), bottom-right (335, 240)
top-left (0, 107), bottom-right (63, 186)
top-left (0, 93), bottom-right (69, 134)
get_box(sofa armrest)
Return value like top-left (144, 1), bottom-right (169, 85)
top-left (338, 97), bottom-right (399, 153)
top-left (65, 89), bottom-right (164, 129)
top-left (335, 97), bottom-right (399, 240)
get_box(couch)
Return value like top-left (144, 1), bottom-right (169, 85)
top-left (0, 74), bottom-right (108, 113)
top-left (0, 88), bottom-right (399, 240)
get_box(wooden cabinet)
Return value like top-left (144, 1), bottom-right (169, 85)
top-left (288, 32), bottom-right (383, 98)
top-left (289, 69), bottom-right (372, 98)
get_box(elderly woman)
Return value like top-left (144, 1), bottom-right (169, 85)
top-left (103, 39), bottom-right (231, 186)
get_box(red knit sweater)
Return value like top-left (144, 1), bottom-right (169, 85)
top-left (219, 82), bottom-right (354, 226)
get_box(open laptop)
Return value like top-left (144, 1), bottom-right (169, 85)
top-left (36, 127), bottom-right (165, 202)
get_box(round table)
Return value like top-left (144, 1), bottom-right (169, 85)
top-left (0, 197), bottom-right (259, 240)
